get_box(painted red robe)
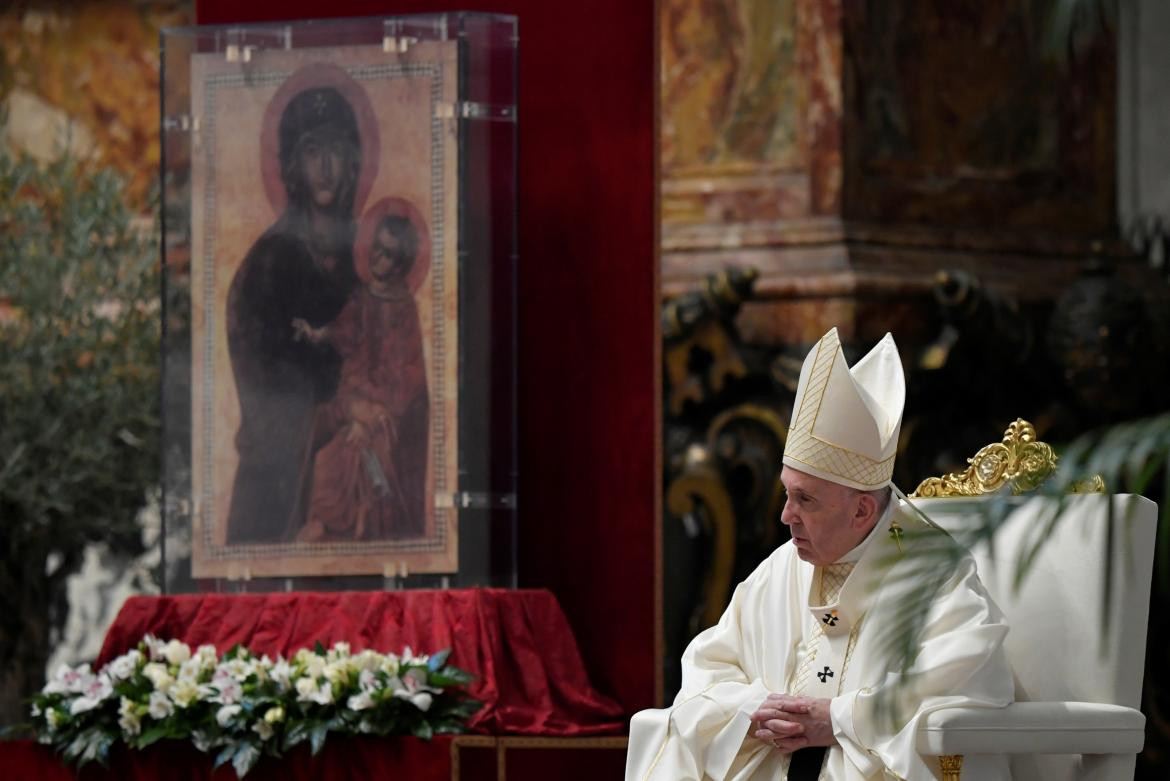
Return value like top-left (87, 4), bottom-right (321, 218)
top-left (308, 283), bottom-right (428, 540)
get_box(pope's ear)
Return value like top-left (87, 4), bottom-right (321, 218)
top-left (853, 492), bottom-right (878, 528)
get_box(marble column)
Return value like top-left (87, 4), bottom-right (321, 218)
top-left (661, 0), bottom-right (1123, 350)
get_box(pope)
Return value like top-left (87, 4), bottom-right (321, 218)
top-left (626, 328), bottom-right (1014, 780)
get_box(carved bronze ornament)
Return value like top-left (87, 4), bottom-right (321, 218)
top-left (939, 755), bottom-right (964, 781)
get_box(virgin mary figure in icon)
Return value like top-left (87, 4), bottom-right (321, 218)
top-left (224, 82), bottom-right (363, 544)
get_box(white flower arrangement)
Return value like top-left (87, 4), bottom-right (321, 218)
top-left (30, 636), bottom-right (480, 777)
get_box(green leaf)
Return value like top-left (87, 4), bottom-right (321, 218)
top-left (426, 649), bottom-right (451, 671)
top-left (91, 731), bottom-right (115, 766)
top-left (213, 744), bottom-right (235, 769)
top-left (429, 668), bottom-right (474, 687)
top-left (412, 720), bottom-right (434, 740)
top-left (233, 742), bottom-right (262, 777)
top-left (135, 725), bottom-right (168, 750)
top-left (77, 729), bottom-right (113, 767)
top-left (282, 721), bottom-right (308, 751)
top-left (63, 731), bottom-right (90, 764)
top-left (453, 698), bottom-right (484, 717)
top-left (308, 722), bottom-right (328, 756)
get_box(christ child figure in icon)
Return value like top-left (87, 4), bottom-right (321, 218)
top-left (293, 209), bottom-right (430, 541)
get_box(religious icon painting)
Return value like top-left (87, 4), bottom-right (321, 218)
top-left (186, 38), bottom-right (461, 578)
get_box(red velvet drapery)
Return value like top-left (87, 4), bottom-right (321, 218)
top-left (97, 589), bottom-right (624, 735)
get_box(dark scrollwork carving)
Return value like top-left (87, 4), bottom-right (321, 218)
top-left (663, 267), bottom-right (758, 416)
top-left (662, 267), bottom-right (791, 697)
top-left (897, 268), bottom-right (1038, 490)
top-left (668, 403), bottom-right (789, 628)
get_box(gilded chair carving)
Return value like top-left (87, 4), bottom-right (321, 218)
top-left (911, 420), bottom-right (1151, 780)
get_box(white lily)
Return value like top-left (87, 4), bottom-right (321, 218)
top-left (170, 678), bottom-right (200, 708)
top-left (147, 691), bottom-right (173, 720)
top-left (252, 720), bottom-right (275, 741)
top-left (142, 662), bottom-right (174, 694)
top-left (108, 650), bottom-right (143, 682)
top-left (143, 634), bottom-right (167, 661)
top-left (44, 664), bottom-right (92, 695)
top-left (163, 640), bottom-right (191, 666)
top-left (118, 709), bottom-right (142, 737)
top-left (270, 659), bottom-right (293, 692)
top-left (347, 692), bottom-right (375, 711)
top-left (69, 674), bottom-right (113, 715)
top-left (211, 677), bottom-right (242, 705)
top-left (216, 704), bottom-right (242, 727)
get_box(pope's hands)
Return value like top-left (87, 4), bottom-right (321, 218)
top-left (750, 694), bottom-right (836, 752)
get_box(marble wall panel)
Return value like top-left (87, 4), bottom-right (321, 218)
top-left (662, 0), bottom-right (801, 173)
top-left (799, 0), bottom-right (842, 215)
top-left (662, 0), bottom-right (818, 231)
top-left (842, 0), bottom-right (1116, 233)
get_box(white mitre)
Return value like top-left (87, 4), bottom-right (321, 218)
top-left (782, 327), bottom-right (905, 490)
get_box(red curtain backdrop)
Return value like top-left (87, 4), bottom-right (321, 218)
top-left (98, 590), bottom-right (624, 735)
top-left (194, 0), bottom-right (659, 716)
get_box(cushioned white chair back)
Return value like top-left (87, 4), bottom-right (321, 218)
top-left (917, 494), bottom-right (1157, 779)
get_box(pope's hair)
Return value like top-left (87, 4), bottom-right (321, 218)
top-left (854, 485), bottom-right (892, 516)
top-left (865, 488), bottom-right (889, 512)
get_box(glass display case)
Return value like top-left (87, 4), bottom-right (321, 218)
top-left (159, 13), bottom-right (517, 593)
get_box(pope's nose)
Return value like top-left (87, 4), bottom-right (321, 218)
top-left (779, 501), bottom-right (796, 526)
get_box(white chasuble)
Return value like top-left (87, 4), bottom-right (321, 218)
top-left (626, 502), bottom-right (1014, 781)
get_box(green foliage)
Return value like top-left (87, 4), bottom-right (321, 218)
top-left (0, 149), bottom-right (159, 546)
top-left (0, 147), bottom-right (159, 723)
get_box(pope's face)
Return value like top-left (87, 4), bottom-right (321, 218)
top-left (779, 466), bottom-right (871, 566)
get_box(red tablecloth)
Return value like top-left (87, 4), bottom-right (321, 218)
top-left (96, 589), bottom-right (624, 736)
top-left (0, 736), bottom-right (454, 781)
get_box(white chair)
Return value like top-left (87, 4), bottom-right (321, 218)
top-left (914, 493), bottom-right (1156, 780)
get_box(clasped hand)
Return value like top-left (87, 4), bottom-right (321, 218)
top-left (750, 694), bottom-right (836, 752)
